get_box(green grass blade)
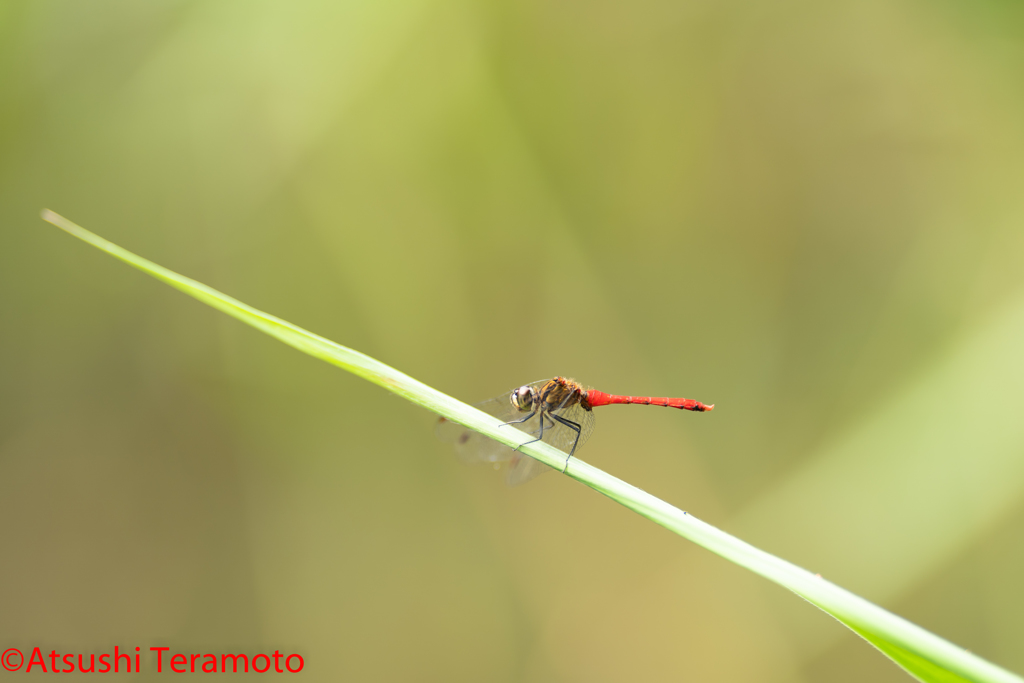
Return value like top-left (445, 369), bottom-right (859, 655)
top-left (40, 210), bottom-right (1023, 683)
top-left (848, 623), bottom-right (974, 683)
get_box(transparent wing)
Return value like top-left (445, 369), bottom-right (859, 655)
top-left (436, 380), bottom-right (596, 486)
top-left (543, 400), bottom-right (596, 457)
top-left (436, 395), bottom-right (519, 465)
top-left (505, 450), bottom-right (552, 487)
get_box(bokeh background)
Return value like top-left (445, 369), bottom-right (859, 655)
top-left (2, 1), bottom-right (1024, 680)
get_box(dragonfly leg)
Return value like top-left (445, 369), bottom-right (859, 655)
top-left (501, 410), bottom-right (544, 452)
top-left (527, 407), bottom-right (546, 447)
top-left (550, 413), bottom-right (582, 472)
top-left (514, 438), bottom-right (539, 453)
top-left (499, 410), bottom-right (536, 427)
top-left (513, 413), bottom-right (559, 453)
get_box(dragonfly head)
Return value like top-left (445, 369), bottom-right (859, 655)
top-left (510, 385), bottom-right (536, 412)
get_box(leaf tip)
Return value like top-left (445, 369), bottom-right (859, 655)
top-left (40, 209), bottom-right (85, 239)
top-left (40, 208), bottom-right (72, 233)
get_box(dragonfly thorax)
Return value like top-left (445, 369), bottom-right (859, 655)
top-left (510, 385), bottom-right (536, 411)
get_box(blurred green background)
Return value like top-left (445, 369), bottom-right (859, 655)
top-left (2, 1), bottom-right (1024, 680)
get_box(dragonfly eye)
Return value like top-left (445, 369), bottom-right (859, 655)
top-left (511, 386), bottom-right (535, 411)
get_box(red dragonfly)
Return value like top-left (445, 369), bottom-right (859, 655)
top-left (438, 376), bottom-right (713, 485)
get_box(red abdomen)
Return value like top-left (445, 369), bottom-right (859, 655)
top-left (586, 390), bottom-right (713, 412)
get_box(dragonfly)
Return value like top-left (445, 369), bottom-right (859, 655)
top-left (437, 376), bottom-right (713, 486)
